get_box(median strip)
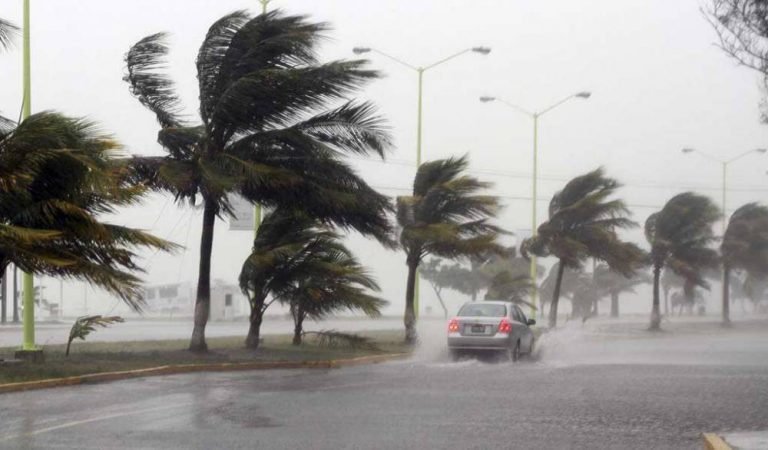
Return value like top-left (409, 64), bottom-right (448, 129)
top-left (0, 352), bottom-right (410, 394)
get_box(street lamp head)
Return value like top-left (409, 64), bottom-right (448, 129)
top-left (755, 148), bottom-right (767, 154)
top-left (575, 91), bottom-right (591, 99)
top-left (479, 96), bottom-right (496, 103)
top-left (681, 148), bottom-right (695, 154)
top-left (352, 47), bottom-right (371, 55)
top-left (471, 46), bottom-right (492, 55)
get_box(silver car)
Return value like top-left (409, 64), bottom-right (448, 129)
top-left (447, 301), bottom-right (536, 361)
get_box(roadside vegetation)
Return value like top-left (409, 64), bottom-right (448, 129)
top-left (1, 2), bottom-right (768, 381)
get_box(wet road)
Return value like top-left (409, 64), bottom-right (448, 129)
top-left (1, 321), bottom-right (768, 449)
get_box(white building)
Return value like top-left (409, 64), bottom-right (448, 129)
top-left (142, 279), bottom-right (248, 320)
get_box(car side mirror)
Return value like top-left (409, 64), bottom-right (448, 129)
top-left (526, 319), bottom-right (536, 326)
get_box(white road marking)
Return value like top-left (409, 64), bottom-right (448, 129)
top-left (0, 402), bottom-right (192, 441)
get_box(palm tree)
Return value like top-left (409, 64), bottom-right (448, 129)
top-left (397, 155), bottom-right (504, 344)
top-left (522, 168), bottom-right (645, 328)
top-left (0, 17), bottom-right (17, 51)
top-left (239, 208), bottom-right (334, 349)
top-left (124, 10), bottom-right (394, 352)
top-left (0, 112), bottom-right (176, 307)
top-left (645, 192), bottom-right (720, 330)
top-left (593, 263), bottom-right (652, 318)
top-left (721, 203), bottom-right (768, 324)
top-left (280, 237), bottom-right (386, 345)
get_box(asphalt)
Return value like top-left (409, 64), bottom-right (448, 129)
top-left (1, 319), bottom-right (767, 449)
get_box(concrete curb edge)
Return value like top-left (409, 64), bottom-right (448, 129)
top-left (0, 352), bottom-right (410, 394)
top-left (702, 433), bottom-right (733, 450)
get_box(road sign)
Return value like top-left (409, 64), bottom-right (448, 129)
top-left (228, 195), bottom-right (254, 231)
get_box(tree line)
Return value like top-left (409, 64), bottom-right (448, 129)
top-left (1, 7), bottom-right (767, 356)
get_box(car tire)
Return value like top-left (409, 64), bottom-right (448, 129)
top-left (507, 341), bottom-right (520, 362)
top-left (449, 349), bottom-right (461, 361)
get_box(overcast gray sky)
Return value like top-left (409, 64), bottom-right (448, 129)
top-left (1, 0), bottom-right (767, 317)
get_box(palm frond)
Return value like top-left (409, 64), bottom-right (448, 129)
top-left (124, 32), bottom-right (182, 128)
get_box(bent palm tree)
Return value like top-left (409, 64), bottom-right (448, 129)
top-left (124, 10), bottom-right (394, 351)
top-left (721, 203), bottom-right (768, 324)
top-left (0, 112), bottom-right (176, 307)
top-left (645, 192), bottom-right (720, 330)
top-left (397, 155), bottom-right (504, 344)
top-left (280, 238), bottom-right (386, 345)
top-left (239, 208), bottom-right (334, 348)
top-left (523, 168), bottom-right (645, 328)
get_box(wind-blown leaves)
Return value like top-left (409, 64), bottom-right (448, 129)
top-left (124, 32), bottom-right (182, 128)
top-left (646, 192), bottom-right (720, 329)
top-left (397, 155), bottom-right (505, 343)
top-left (721, 202), bottom-right (768, 322)
top-left (0, 17), bottom-right (18, 51)
top-left (522, 168), bottom-right (645, 327)
top-left (0, 112), bottom-right (178, 310)
top-left (239, 208), bottom-right (385, 347)
top-left (123, 10), bottom-right (394, 351)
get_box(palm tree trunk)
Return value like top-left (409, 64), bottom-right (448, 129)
top-left (650, 265), bottom-right (662, 330)
top-left (404, 258), bottom-right (419, 344)
top-left (189, 199), bottom-right (217, 352)
top-left (610, 292), bottom-right (619, 318)
top-left (292, 305), bottom-right (304, 346)
top-left (245, 293), bottom-right (267, 349)
top-left (722, 265), bottom-right (731, 326)
top-left (548, 262), bottom-right (566, 328)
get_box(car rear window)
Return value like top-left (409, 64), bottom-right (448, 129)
top-left (458, 303), bottom-right (507, 317)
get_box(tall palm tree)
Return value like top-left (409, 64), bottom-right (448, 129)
top-left (397, 155), bottom-right (504, 344)
top-left (124, 10), bottom-right (394, 352)
top-left (0, 112), bottom-right (176, 307)
top-left (522, 168), bottom-right (645, 328)
top-left (280, 237), bottom-right (386, 345)
top-left (645, 192), bottom-right (720, 330)
top-left (721, 203), bottom-right (768, 324)
top-left (593, 263), bottom-right (652, 318)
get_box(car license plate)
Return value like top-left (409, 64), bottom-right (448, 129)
top-left (471, 325), bottom-right (485, 333)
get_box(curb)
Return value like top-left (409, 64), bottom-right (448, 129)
top-left (702, 433), bottom-right (732, 450)
top-left (0, 352), bottom-right (410, 395)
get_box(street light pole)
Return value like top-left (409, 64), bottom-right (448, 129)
top-left (681, 146), bottom-right (766, 325)
top-left (479, 92), bottom-right (591, 320)
top-left (681, 147), bottom-right (766, 231)
top-left (21, 0), bottom-right (37, 353)
top-left (353, 45), bottom-right (490, 319)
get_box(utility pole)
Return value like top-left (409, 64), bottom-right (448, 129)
top-left (17, 0), bottom-right (43, 361)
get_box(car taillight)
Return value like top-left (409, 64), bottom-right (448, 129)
top-left (498, 318), bottom-right (512, 334)
top-left (448, 318), bottom-right (460, 332)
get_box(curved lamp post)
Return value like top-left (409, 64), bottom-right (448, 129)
top-left (479, 92), bottom-right (591, 320)
top-left (352, 45), bottom-right (490, 319)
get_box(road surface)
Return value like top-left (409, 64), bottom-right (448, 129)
top-left (1, 319), bottom-right (767, 449)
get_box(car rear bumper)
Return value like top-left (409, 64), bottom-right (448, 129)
top-left (447, 334), bottom-right (511, 350)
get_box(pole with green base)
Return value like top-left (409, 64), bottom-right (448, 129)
top-left (17, 0), bottom-right (43, 362)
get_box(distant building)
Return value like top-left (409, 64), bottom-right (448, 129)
top-left (142, 279), bottom-right (247, 320)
